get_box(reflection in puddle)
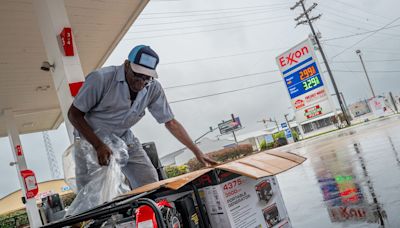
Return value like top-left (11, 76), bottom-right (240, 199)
top-left (276, 117), bottom-right (400, 227)
top-left (311, 142), bottom-right (387, 226)
top-left (388, 137), bottom-right (400, 167)
top-left (353, 143), bottom-right (386, 226)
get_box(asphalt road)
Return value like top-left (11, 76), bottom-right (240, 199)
top-left (275, 115), bottom-right (400, 228)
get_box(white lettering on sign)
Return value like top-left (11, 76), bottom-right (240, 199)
top-left (278, 46), bottom-right (309, 68)
top-left (35, 190), bottom-right (55, 200)
top-left (16, 145), bottom-right (23, 156)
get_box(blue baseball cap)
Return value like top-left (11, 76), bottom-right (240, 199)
top-left (128, 45), bottom-right (159, 78)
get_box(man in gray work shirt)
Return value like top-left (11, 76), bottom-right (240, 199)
top-left (68, 45), bottom-right (217, 190)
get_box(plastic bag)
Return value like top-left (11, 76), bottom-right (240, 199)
top-left (62, 144), bottom-right (78, 193)
top-left (65, 134), bottom-right (130, 216)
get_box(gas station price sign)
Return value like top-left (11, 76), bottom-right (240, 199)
top-left (284, 62), bottom-right (324, 99)
top-left (276, 38), bottom-right (334, 123)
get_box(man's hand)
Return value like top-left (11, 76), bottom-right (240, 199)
top-left (95, 143), bottom-right (112, 166)
top-left (69, 105), bottom-right (112, 166)
top-left (197, 154), bottom-right (219, 167)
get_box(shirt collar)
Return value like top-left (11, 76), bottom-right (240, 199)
top-left (116, 64), bottom-right (126, 82)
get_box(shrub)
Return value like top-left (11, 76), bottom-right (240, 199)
top-left (259, 139), bottom-right (267, 150)
top-left (272, 131), bottom-right (285, 140)
top-left (186, 144), bottom-right (253, 171)
top-left (0, 210), bottom-right (28, 228)
top-left (267, 142), bottom-right (275, 149)
top-left (0, 192), bottom-right (76, 228)
top-left (164, 165), bottom-right (189, 178)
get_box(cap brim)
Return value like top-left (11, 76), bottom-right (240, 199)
top-left (130, 63), bottom-right (158, 78)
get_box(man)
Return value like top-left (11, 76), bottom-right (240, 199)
top-left (68, 45), bottom-right (217, 190)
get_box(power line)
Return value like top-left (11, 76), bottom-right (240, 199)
top-left (323, 43), bottom-right (400, 55)
top-left (331, 59), bottom-right (400, 63)
top-left (331, 16), bottom-right (400, 59)
top-left (123, 18), bottom-right (288, 40)
top-left (140, 3), bottom-right (290, 16)
top-left (164, 70), bottom-right (279, 89)
top-left (322, 19), bottom-right (371, 32)
top-left (319, 22), bottom-right (400, 41)
top-left (318, 23), bottom-right (362, 35)
top-left (320, 19), bottom-right (400, 39)
top-left (322, 24), bottom-right (400, 41)
top-left (135, 8), bottom-right (289, 26)
top-left (130, 14), bottom-right (292, 34)
top-left (333, 0), bottom-right (393, 22)
top-left (160, 47), bottom-right (288, 66)
top-left (319, 4), bottom-right (386, 27)
top-left (169, 80), bottom-right (282, 104)
top-left (138, 4), bottom-right (288, 21)
top-left (332, 69), bottom-right (400, 73)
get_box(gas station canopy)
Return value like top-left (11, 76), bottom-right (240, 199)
top-left (0, 0), bottom-right (149, 137)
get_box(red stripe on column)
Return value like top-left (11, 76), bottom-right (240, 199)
top-left (69, 81), bottom-right (84, 97)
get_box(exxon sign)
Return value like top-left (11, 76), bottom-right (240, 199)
top-left (277, 40), bottom-right (313, 74)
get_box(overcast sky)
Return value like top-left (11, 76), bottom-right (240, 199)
top-left (1, 0), bottom-right (400, 197)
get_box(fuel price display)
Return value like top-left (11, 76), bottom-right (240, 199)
top-left (284, 62), bottom-right (324, 99)
top-left (302, 75), bottom-right (321, 91)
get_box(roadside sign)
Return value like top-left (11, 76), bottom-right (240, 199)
top-left (218, 117), bottom-right (242, 135)
top-left (281, 123), bottom-right (287, 129)
top-left (285, 129), bottom-right (292, 138)
top-left (284, 129), bottom-right (295, 144)
top-left (276, 39), bottom-right (334, 123)
top-left (264, 134), bottom-right (274, 144)
top-left (369, 97), bottom-right (385, 117)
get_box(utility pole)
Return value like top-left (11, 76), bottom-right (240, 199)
top-left (291, 0), bottom-right (351, 126)
top-left (356, 50), bottom-right (376, 98)
top-left (331, 92), bottom-right (351, 120)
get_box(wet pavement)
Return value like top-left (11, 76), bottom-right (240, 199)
top-left (275, 115), bottom-right (400, 227)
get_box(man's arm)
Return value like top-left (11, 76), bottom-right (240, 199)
top-left (165, 119), bottom-right (218, 167)
top-left (68, 105), bottom-right (112, 166)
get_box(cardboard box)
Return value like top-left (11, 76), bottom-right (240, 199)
top-left (124, 151), bottom-right (305, 228)
top-left (199, 171), bottom-right (290, 228)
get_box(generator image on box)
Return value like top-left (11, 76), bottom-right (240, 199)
top-left (256, 180), bottom-right (273, 204)
top-left (263, 203), bottom-right (281, 227)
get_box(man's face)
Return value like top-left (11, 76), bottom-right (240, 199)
top-left (125, 62), bottom-right (153, 92)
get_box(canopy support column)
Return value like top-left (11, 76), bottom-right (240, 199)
top-left (33, 0), bottom-right (86, 143)
top-left (4, 109), bottom-right (42, 228)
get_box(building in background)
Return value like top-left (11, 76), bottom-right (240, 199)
top-left (349, 100), bottom-right (371, 117)
top-left (0, 179), bottom-right (72, 215)
top-left (160, 137), bottom-right (234, 166)
top-left (300, 112), bottom-right (337, 134)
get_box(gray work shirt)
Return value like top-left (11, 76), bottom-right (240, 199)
top-left (73, 64), bottom-right (174, 145)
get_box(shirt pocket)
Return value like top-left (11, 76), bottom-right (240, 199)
top-left (122, 110), bottom-right (146, 128)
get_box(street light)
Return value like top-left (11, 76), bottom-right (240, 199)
top-left (194, 126), bottom-right (216, 144)
top-left (258, 117), bottom-right (280, 132)
top-left (356, 50), bottom-right (376, 98)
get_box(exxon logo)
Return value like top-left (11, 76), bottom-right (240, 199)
top-left (279, 45), bottom-right (310, 68)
